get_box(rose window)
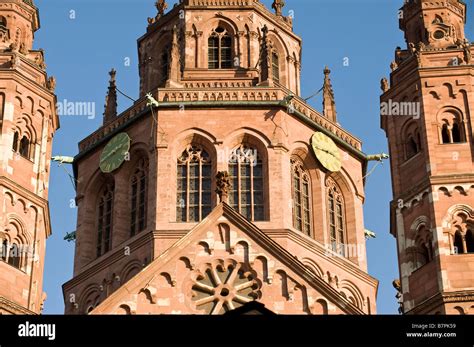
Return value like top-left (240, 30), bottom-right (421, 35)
top-left (190, 261), bottom-right (261, 314)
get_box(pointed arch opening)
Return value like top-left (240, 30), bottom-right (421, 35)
top-left (208, 26), bottom-right (233, 69)
top-left (130, 158), bottom-right (148, 237)
top-left (97, 181), bottom-right (114, 257)
top-left (454, 231), bottom-right (464, 254)
top-left (326, 177), bottom-right (346, 256)
top-left (291, 157), bottom-right (312, 236)
top-left (177, 144), bottom-right (212, 222)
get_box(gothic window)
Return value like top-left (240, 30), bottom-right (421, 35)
top-left (208, 27), bottom-right (233, 69)
top-left (229, 144), bottom-right (264, 222)
top-left (19, 136), bottom-right (30, 159)
top-left (454, 231), bottom-right (464, 254)
top-left (272, 51), bottom-right (280, 84)
top-left (291, 158), bottom-right (312, 236)
top-left (130, 159), bottom-right (148, 237)
top-left (97, 183), bottom-right (114, 257)
top-left (177, 145), bottom-right (212, 222)
top-left (12, 131), bottom-right (19, 152)
top-left (326, 178), bottom-right (346, 256)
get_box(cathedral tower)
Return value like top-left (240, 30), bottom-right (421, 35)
top-left (382, 0), bottom-right (474, 314)
top-left (64, 0), bottom-right (377, 315)
top-left (0, 0), bottom-right (59, 314)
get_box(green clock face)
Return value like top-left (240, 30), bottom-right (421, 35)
top-left (99, 133), bottom-right (131, 173)
top-left (311, 132), bottom-right (342, 172)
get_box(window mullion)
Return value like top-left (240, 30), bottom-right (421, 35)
top-left (186, 162), bottom-right (190, 222)
top-left (199, 161), bottom-right (202, 221)
top-left (250, 162), bottom-right (255, 221)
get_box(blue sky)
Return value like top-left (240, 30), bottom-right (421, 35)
top-left (34, 0), bottom-right (474, 314)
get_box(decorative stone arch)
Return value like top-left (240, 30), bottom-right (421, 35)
top-left (436, 106), bottom-right (466, 144)
top-left (120, 259), bottom-right (144, 284)
top-left (301, 257), bottom-right (324, 278)
top-left (13, 114), bottom-right (37, 160)
top-left (79, 284), bottom-right (102, 314)
top-left (339, 280), bottom-right (364, 310)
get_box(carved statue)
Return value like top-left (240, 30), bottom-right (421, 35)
top-left (156, 0), bottom-right (168, 16)
top-left (381, 77), bottom-right (389, 93)
top-left (46, 76), bottom-right (56, 92)
top-left (19, 42), bottom-right (28, 55)
top-left (272, 0), bottom-right (285, 16)
top-left (392, 279), bottom-right (403, 314)
top-left (461, 39), bottom-right (472, 64)
top-left (390, 61), bottom-right (398, 72)
top-left (10, 54), bottom-right (18, 69)
top-left (216, 171), bottom-right (232, 204)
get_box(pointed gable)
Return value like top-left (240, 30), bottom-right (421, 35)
top-left (92, 204), bottom-right (364, 315)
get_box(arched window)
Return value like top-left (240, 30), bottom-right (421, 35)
top-left (291, 158), bottom-right (312, 236)
top-left (12, 131), bottom-right (19, 152)
top-left (19, 135), bottom-right (30, 159)
top-left (326, 178), bottom-right (346, 256)
top-left (208, 27), bottom-right (232, 69)
top-left (177, 145), bottom-right (212, 222)
top-left (466, 230), bottom-right (474, 253)
top-left (454, 231), bottom-right (464, 254)
top-left (229, 144), bottom-right (264, 221)
top-left (403, 123), bottom-right (421, 160)
top-left (97, 183), bottom-right (114, 257)
top-left (130, 159), bottom-right (148, 237)
top-left (7, 243), bottom-right (21, 269)
top-left (272, 51), bottom-right (280, 84)
top-left (0, 16), bottom-right (6, 29)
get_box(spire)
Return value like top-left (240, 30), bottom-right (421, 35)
top-left (272, 0), bottom-right (285, 16)
top-left (103, 69), bottom-right (118, 125)
top-left (322, 66), bottom-right (337, 122)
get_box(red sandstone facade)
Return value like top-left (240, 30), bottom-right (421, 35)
top-left (0, 0), bottom-right (59, 314)
top-left (63, 0), bottom-right (378, 315)
top-left (382, 0), bottom-right (474, 314)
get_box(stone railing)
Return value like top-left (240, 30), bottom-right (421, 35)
top-left (78, 87), bottom-right (362, 153)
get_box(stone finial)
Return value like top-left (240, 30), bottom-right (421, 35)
top-left (46, 76), bottom-right (56, 92)
top-left (216, 171), bottom-right (232, 204)
top-left (103, 68), bottom-right (118, 124)
top-left (381, 77), bottom-right (389, 93)
top-left (259, 25), bottom-right (273, 86)
top-left (156, 0), bottom-right (168, 17)
top-left (272, 0), bottom-right (285, 16)
top-left (322, 66), bottom-right (337, 122)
